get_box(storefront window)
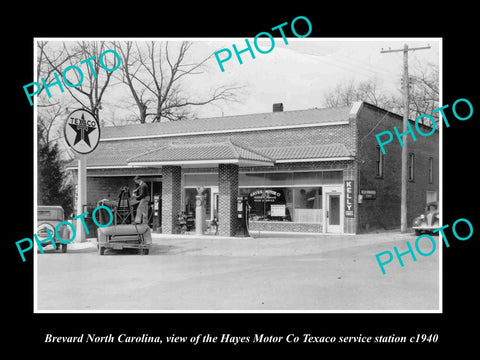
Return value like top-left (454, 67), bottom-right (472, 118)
top-left (293, 187), bottom-right (323, 223)
top-left (184, 171), bottom-right (343, 224)
top-left (239, 186), bottom-right (323, 223)
top-left (240, 187), bottom-right (293, 221)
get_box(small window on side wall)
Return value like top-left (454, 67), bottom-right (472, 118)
top-left (409, 153), bottom-right (415, 182)
top-left (428, 157), bottom-right (434, 184)
top-left (375, 145), bottom-right (384, 178)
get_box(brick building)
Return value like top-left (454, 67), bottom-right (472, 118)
top-left (67, 101), bottom-right (439, 235)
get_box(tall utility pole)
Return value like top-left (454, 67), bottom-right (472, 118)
top-left (381, 44), bottom-right (430, 233)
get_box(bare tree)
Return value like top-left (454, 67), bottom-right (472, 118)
top-left (37, 41), bottom-right (63, 99)
top-left (36, 41), bottom-right (75, 147)
top-left (113, 41), bottom-right (150, 123)
top-left (39, 41), bottom-right (119, 124)
top-left (322, 78), bottom-right (396, 110)
top-left (322, 80), bottom-right (356, 107)
top-left (37, 105), bottom-right (65, 145)
top-left (322, 63), bottom-right (439, 127)
top-left (114, 41), bottom-right (243, 123)
top-left (407, 62), bottom-right (439, 125)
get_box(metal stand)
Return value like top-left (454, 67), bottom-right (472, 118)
top-left (117, 186), bottom-right (134, 224)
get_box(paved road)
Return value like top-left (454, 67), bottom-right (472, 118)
top-left (36, 232), bottom-right (440, 311)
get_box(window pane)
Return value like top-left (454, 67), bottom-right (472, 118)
top-left (323, 171), bottom-right (343, 184)
top-left (293, 187), bottom-right (323, 223)
top-left (184, 173), bottom-right (217, 186)
top-left (429, 157), bottom-right (434, 183)
top-left (294, 187), bottom-right (322, 209)
top-left (241, 187), bottom-right (292, 221)
top-left (241, 186), bottom-right (325, 223)
top-left (37, 209), bottom-right (62, 220)
top-left (239, 173), bottom-right (265, 186)
top-left (409, 153), bottom-right (415, 180)
top-left (329, 194), bottom-right (340, 225)
top-left (264, 172), bottom-right (293, 186)
top-left (293, 172), bottom-right (322, 185)
top-left (376, 146), bottom-right (383, 177)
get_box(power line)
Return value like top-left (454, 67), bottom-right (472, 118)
top-left (359, 111), bottom-right (390, 145)
top-left (309, 53), bottom-right (376, 79)
top-left (334, 53), bottom-right (400, 82)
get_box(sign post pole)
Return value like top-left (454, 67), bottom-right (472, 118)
top-left (64, 109), bottom-right (100, 243)
top-left (76, 154), bottom-right (87, 243)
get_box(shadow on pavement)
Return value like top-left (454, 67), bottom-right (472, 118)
top-left (92, 244), bottom-right (183, 256)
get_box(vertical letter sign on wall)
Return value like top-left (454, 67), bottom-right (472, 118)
top-left (64, 109), bottom-right (100, 242)
top-left (345, 180), bottom-right (354, 217)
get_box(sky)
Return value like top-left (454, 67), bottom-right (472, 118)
top-left (96, 37), bottom-right (440, 124)
top-left (37, 37), bottom-right (441, 133)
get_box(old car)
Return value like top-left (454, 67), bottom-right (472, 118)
top-left (97, 223), bottom-right (152, 255)
top-left (412, 201), bottom-right (439, 235)
top-left (37, 205), bottom-right (69, 253)
top-left (96, 197), bottom-right (152, 255)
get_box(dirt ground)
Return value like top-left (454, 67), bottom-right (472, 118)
top-left (35, 231), bottom-right (440, 312)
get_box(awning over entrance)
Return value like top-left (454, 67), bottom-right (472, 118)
top-left (256, 143), bottom-right (354, 162)
top-left (127, 140), bottom-right (275, 167)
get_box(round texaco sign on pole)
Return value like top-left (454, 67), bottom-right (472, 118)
top-left (64, 109), bottom-right (100, 154)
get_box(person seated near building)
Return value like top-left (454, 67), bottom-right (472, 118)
top-left (133, 175), bottom-right (149, 224)
top-left (209, 212), bottom-right (219, 235)
top-left (176, 211), bottom-right (187, 234)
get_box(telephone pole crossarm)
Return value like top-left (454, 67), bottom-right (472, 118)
top-left (380, 45), bottom-right (431, 53)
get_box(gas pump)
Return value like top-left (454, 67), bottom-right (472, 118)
top-left (152, 194), bottom-right (161, 232)
top-left (235, 196), bottom-right (250, 237)
top-left (195, 192), bottom-right (207, 235)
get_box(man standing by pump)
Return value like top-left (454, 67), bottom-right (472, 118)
top-left (133, 175), bottom-right (149, 224)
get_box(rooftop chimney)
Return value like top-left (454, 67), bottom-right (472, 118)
top-left (273, 103), bottom-right (283, 112)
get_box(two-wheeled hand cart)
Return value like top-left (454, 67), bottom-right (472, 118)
top-left (96, 187), bottom-right (152, 255)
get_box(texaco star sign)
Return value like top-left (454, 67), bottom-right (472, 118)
top-left (64, 109), bottom-right (100, 154)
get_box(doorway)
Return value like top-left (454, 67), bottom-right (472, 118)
top-left (325, 192), bottom-right (342, 233)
